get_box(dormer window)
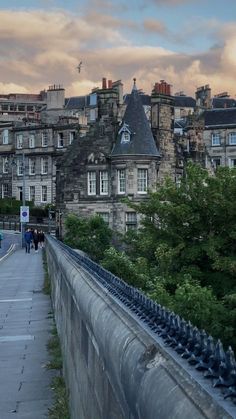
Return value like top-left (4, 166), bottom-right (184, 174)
top-left (119, 122), bottom-right (131, 144)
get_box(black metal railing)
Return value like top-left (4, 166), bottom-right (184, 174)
top-left (50, 236), bottom-right (236, 405)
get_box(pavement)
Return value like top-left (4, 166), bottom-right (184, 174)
top-left (0, 246), bottom-right (56, 418)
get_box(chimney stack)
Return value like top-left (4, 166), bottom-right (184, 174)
top-left (153, 80), bottom-right (171, 96)
top-left (102, 78), bottom-right (107, 89)
top-left (108, 80), bottom-right (113, 89)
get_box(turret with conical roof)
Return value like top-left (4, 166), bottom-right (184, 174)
top-left (112, 79), bottom-right (160, 157)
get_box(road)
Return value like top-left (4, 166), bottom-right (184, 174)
top-left (0, 230), bottom-right (21, 261)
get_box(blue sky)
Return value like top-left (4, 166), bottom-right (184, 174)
top-left (0, 0), bottom-right (236, 96)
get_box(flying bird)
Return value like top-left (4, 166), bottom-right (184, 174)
top-left (77, 61), bottom-right (82, 73)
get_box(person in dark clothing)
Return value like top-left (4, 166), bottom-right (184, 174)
top-left (24, 228), bottom-right (33, 253)
top-left (33, 229), bottom-right (39, 253)
top-left (39, 230), bottom-right (45, 248)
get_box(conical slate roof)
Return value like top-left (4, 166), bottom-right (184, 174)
top-left (112, 79), bottom-right (160, 157)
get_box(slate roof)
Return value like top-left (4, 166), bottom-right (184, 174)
top-left (174, 96), bottom-right (196, 108)
top-left (112, 82), bottom-right (160, 157)
top-left (124, 93), bottom-right (151, 106)
top-left (204, 108), bottom-right (236, 128)
top-left (65, 96), bottom-right (89, 109)
top-left (212, 97), bottom-right (236, 109)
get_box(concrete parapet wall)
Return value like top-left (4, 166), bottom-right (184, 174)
top-left (46, 236), bottom-right (233, 419)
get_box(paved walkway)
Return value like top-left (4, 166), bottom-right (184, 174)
top-left (0, 247), bottom-right (56, 418)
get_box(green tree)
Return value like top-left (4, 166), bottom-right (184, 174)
top-left (64, 214), bottom-right (112, 262)
top-left (126, 164), bottom-right (236, 297)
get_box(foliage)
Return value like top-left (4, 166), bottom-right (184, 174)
top-left (0, 198), bottom-right (49, 217)
top-left (126, 164), bottom-right (236, 294)
top-left (101, 247), bottom-right (149, 288)
top-left (122, 164), bottom-right (236, 348)
top-left (64, 214), bottom-right (112, 261)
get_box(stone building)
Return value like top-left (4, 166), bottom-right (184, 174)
top-left (56, 79), bottom-right (161, 233)
top-left (203, 108), bottom-right (236, 170)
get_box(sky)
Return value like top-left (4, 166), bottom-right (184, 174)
top-left (0, 0), bottom-right (236, 97)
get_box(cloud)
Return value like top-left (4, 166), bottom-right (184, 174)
top-left (143, 19), bottom-right (167, 34)
top-left (151, 0), bottom-right (194, 5)
top-left (0, 8), bottom-right (236, 99)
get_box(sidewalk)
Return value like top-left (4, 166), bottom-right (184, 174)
top-left (0, 247), bottom-right (56, 418)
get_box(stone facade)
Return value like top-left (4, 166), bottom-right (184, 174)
top-left (56, 80), bottom-right (160, 234)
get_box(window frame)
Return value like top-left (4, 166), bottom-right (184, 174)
top-left (117, 169), bottom-right (126, 194)
top-left (42, 132), bottom-right (48, 147)
top-left (57, 132), bottom-right (64, 148)
top-left (16, 134), bottom-right (23, 149)
top-left (125, 212), bottom-right (137, 231)
top-left (100, 170), bottom-right (108, 195)
top-left (29, 185), bottom-right (36, 202)
top-left (29, 134), bottom-right (35, 148)
top-left (229, 132), bottom-right (236, 145)
top-left (3, 156), bottom-right (9, 174)
top-left (41, 157), bottom-right (48, 175)
top-left (211, 133), bottom-right (221, 146)
top-left (17, 159), bottom-right (24, 176)
top-left (29, 158), bottom-right (36, 175)
top-left (87, 171), bottom-right (96, 196)
top-left (137, 168), bottom-right (148, 194)
top-left (2, 129), bottom-right (9, 145)
top-left (41, 185), bottom-right (47, 203)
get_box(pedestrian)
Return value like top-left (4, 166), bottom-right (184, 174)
top-left (39, 230), bottom-right (45, 248)
top-left (24, 228), bottom-right (33, 253)
top-left (33, 229), bottom-right (39, 253)
top-left (30, 228), bottom-right (34, 249)
top-left (0, 231), bottom-right (3, 248)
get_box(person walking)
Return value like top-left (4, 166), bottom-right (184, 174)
top-left (24, 228), bottom-right (33, 253)
top-left (39, 230), bottom-right (45, 248)
top-left (33, 229), bottom-right (39, 253)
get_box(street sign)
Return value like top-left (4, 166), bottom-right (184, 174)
top-left (20, 206), bottom-right (29, 223)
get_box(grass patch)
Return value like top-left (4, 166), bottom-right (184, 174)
top-left (48, 376), bottom-right (70, 419)
top-left (42, 249), bottom-right (51, 295)
top-left (47, 334), bottom-right (63, 370)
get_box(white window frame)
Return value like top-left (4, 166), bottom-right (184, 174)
top-left (229, 158), bottom-right (236, 168)
top-left (97, 212), bottom-right (109, 224)
top-left (3, 129), bottom-right (9, 145)
top-left (229, 132), bottom-right (236, 145)
top-left (41, 157), bottom-right (48, 175)
top-left (16, 134), bottom-right (23, 149)
top-left (42, 132), bottom-right (48, 147)
top-left (41, 185), bottom-right (47, 203)
top-left (100, 171), bottom-right (108, 195)
top-left (88, 171), bottom-right (96, 195)
top-left (57, 132), bottom-right (64, 148)
top-left (29, 158), bottom-right (36, 175)
top-left (137, 168), bottom-right (148, 194)
top-left (2, 183), bottom-right (9, 198)
top-left (29, 185), bottom-right (35, 202)
top-left (69, 131), bottom-right (75, 145)
top-left (125, 212), bottom-right (137, 231)
top-left (3, 156), bottom-right (9, 174)
top-left (29, 134), bottom-right (35, 148)
top-left (118, 169), bottom-right (126, 194)
top-left (17, 159), bottom-right (24, 176)
top-left (211, 133), bottom-right (220, 146)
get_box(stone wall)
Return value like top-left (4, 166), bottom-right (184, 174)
top-left (46, 235), bottom-right (234, 419)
